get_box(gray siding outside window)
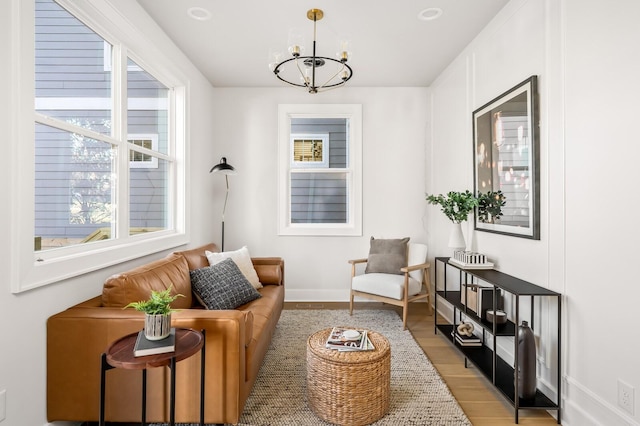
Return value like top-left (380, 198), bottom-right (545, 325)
top-left (34, 0), bottom-right (169, 246)
top-left (290, 118), bottom-right (348, 223)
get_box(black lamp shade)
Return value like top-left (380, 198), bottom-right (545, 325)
top-left (209, 157), bottom-right (236, 175)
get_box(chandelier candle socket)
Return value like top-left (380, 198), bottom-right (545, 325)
top-left (270, 8), bottom-right (353, 94)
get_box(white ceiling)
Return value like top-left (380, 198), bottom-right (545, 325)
top-left (136, 0), bottom-right (509, 88)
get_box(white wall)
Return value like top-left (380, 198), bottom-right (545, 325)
top-left (210, 87), bottom-right (430, 301)
top-left (0, 1), bottom-right (217, 425)
top-left (429, 0), bottom-right (640, 424)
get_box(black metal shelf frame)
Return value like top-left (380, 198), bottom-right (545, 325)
top-left (434, 257), bottom-right (562, 424)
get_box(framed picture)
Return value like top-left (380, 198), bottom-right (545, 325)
top-left (473, 76), bottom-right (540, 239)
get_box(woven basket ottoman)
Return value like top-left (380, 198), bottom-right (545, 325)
top-left (306, 327), bottom-right (391, 426)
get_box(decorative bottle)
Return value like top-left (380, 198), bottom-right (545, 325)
top-left (517, 320), bottom-right (537, 399)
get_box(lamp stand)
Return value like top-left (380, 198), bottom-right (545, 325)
top-left (221, 174), bottom-right (229, 251)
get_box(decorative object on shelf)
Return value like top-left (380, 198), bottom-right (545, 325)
top-left (460, 284), bottom-right (479, 313)
top-left (456, 321), bottom-right (474, 337)
top-left (449, 250), bottom-right (495, 269)
top-left (486, 309), bottom-right (507, 325)
top-left (124, 286), bottom-right (185, 341)
top-left (473, 76), bottom-right (540, 239)
top-left (517, 320), bottom-right (537, 399)
top-left (269, 9), bottom-right (353, 94)
top-left (477, 190), bottom-right (506, 224)
top-left (426, 190), bottom-right (478, 251)
top-left (210, 157), bottom-right (237, 251)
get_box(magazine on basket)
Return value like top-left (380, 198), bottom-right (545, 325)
top-left (325, 327), bottom-right (375, 351)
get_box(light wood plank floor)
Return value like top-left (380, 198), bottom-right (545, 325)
top-left (285, 302), bottom-right (561, 426)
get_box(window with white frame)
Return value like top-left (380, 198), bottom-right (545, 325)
top-left (278, 104), bottom-right (362, 236)
top-left (14, 0), bottom-right (187, 292)
top-left (290, 134), bottom-right (329, 168)
top-left (129, 135), bottom-right (159, 168)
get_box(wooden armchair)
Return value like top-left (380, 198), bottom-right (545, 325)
top-left (349, 242), bottom-right (432, 329)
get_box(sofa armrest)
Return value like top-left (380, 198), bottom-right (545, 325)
top-left (47, 303), bottom-right (250, 423)
top-left (251, 257), bottom-right (284, 286)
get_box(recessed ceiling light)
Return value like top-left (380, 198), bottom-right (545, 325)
top-left (187, 6), bottom-right (212, 21)
top-left (418, 8), bottom-right (443, 21)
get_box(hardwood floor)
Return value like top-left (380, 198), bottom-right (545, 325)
top-left (285, 302), bottom-right (561, 426)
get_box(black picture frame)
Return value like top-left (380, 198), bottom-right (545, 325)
top-left (473, 76), bottom-right (540, 239)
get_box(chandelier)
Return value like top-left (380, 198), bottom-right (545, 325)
top-left (269, 9), bottom-right (353, 94)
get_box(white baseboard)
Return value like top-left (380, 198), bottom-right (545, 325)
top-left (284, 289), bottom-right (350, 302)
top-left (284, 289), bottom-right (432, 304)
top-left (563, 375), bottom-right (639, 426)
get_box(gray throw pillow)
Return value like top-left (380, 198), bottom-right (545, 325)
top-left (364, 237), bottom-right (410, 275)
top-left (190, 258), bottom-right (262, 310)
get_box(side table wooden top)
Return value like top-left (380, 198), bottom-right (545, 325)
top-left (105, 328), bottom-right (204, 370)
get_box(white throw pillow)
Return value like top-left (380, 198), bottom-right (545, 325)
top-left (205, 246), bottom-right (263, 289)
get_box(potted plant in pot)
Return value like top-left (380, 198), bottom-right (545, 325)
top-left (124, 286), bottom-right (184, 341)
top-left (426, 190), bottom-right (478, 251)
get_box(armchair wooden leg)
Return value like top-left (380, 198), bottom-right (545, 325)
top-left (402, 304), bottom-right (408, 330)
top-left (349, 291), bottom-right (354, 316)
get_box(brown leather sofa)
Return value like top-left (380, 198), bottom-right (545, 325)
top-left (47, 243), bottom-right (284, 425)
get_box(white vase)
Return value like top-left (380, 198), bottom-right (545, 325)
top-left (448, 222), bottom-right (466, 252)
top-left (144, 313), bottom-right (172, 341)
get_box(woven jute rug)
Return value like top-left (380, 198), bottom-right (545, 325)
top-left (158, 308), bottom-right (471, 426)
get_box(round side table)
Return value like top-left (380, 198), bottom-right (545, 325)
top-left (306, 327), bottom-right (391, 426)
top-left (99, 328), bottom-right (205, 426)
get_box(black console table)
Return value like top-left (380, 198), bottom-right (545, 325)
top-left (434, 257), bottom-right (561, 424)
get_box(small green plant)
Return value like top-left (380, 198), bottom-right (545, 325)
top-left (124, 286), bottom-right (184, 315)
top-left (477, 190), bottom-right (507, 223)
top-left (426, 190), bottom-right (478, 223)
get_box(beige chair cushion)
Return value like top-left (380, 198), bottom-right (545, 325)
top-left (351, 273), bottom-right (422, 300)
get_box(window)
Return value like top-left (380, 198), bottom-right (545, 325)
top-left (278, 104), bottom-right (362, 236)
top-left (291, 134), bottom-right (329, 168)
top-left (14, 0), bottom-right (187, 292)
top-left (129, 135), bottom-right (159, 168)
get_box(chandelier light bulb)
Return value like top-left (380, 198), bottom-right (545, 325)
top-left (290, 45), bottom-right (301, 57)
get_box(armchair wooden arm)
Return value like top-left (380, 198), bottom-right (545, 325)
top-left (401, 262), bottom-right (431, 273)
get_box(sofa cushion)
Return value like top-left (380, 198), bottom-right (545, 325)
top-left (206, 246), bottom-right (262, 289)
top-left (102, 254), bottom-right (192, 309)
top-left (174, 243), bottom-right (218, 270)
top-left (364, 236), bottom-right (409, 275)
top-left (190, 258), bottom-right (262, 310)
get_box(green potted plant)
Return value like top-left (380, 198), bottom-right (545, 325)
top-left (477, 190), bottom-right (506, 224)
top-left (124, 286), bottom-right (184, 341)
top-left (426, 190), bottom-right (478, 250)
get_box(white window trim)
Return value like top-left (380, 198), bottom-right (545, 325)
top-left (10, 0), bottom-right (189, 293)
top-left (277, 104), bottom-right (362, 236)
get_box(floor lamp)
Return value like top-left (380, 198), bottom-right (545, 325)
top-left (209, 157), bottom-right (236, 251)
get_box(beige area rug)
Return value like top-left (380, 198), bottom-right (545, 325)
top-left (156, 309), bottom-right (471, 425)
top-left (237, 308), bottom-right (470, 426)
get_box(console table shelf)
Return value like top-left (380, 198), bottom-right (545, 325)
top-left (434, 257), bottom-right (561, 424)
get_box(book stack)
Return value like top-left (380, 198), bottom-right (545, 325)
top-left (325, 327), bottom-right (375, 352)
top-left (133, 328), bottom-right (176, 357)
top-left (451, 329), bottom-right (482, 347)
